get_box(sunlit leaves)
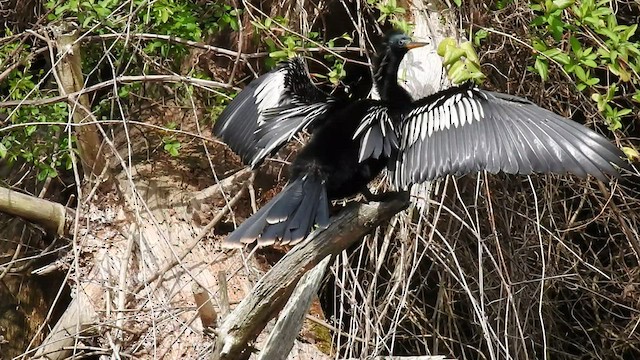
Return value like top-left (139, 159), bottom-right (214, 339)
top-left (529, 0), bottom-right (638, 131)
top-left (437, 38), bottom-right (485, 84)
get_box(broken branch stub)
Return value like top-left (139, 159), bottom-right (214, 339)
top-left (0, 186), bottom-right (72, 236)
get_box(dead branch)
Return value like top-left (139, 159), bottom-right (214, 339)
top-left (32, 286), bottom-right (100, 360)
top-left (210, 192), bottom-right (410, 360)
top-left (84, 33), bottom-right (367, 63)
top-left (0, 75), bottom-right (237, 108)
top-left (217, 271), bottom-right (230, 318)
top-left (193, 283), bottom-right (218, 329)
top-left (257, 255), bottom-right (332, 360)
top-left (0, 186), bottom-right (72, 236)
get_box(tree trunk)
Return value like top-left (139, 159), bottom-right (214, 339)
top-left (53, 23), bottom-right (107, 180)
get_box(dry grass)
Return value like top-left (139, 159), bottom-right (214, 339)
top-left (323, 1), bottom-right (640, 359)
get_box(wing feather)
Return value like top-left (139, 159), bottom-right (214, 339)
top-left (213, 56), bottom-right (338, 167)
top-left (392, 85), bottom-right (626, 188)
top-left (353, 104), bottom-right (398, 162)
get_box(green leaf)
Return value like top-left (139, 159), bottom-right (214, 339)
top-left (617, 108), bottom-right (632, 117)
top-left (553, 0), bottom-right (574, 10)
top-left (25, 125), bottom-right (37, 136)
top-left (164, 141), bottom-right (181, 157)
top-left (548, 15), bottom-right (565, 41)
top-left (532, 39), bottom-right (548, 53)
top-left (473, 29), bottom-right (488, 46)
top-left (534, 57), bottom-right (549, 81)
top-left (552, 52), bottom-right (571, 65)
top-left (437, 38), bottom-right (457, 57)
top-left (591, 92), bottom-right (607, 112)
top-left (0, 143), bottom-right (6, 159)
top-left (531, 15), bottom-right (546, 27)
top-left (585, 77), bottom-right (599, 86)
top-left (582, 47), bottom-right (593, 56)
top-left (608, 63), bottom-right (631, 82)
top-left (37, 169), bottom-right (48, 182)
top-left (606, 117), bottom-right (622, 131)
top-left (569, 36), bottom-right (582, 54)
top-left (230, 19), bottom-right (239, 31)
top-left (597, 27), bottom-right (619, 44)
top-left (573, 65), bottom-right (586, 81)
top-left (448, 61), bottom-right (466, 83)
top-left (622, 146), bottom-right (639, 161)
top-left (460, 41), bottom-right (479, 63)
top-left (269, 50), bottom-right (288, 59)
top-left (622, 24), bottom-right (637, 42)
top-left (530, 4), bottom-right (543, 11)
top-left (443, 47), bottom-right (467, 66)
top-left (542, 48), bottom-right (561, 57)
top-left (47, 167), bottom-right (58, 178)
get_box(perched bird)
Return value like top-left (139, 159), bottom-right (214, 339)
top-left (213, 32), bottom-right (627, 248)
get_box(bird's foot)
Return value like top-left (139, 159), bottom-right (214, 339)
top-left (361, 188), bottom-right (407, 202)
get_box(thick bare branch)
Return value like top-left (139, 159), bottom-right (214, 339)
top-left (257, 255), bottom-right (332, 360)
top-left (210, 193), bottom-right (410, 360)
top-left (0, 186), bottom-right (71, 236)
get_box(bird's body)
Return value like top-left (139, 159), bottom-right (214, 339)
top-left (291, 100), bottom-right (389, 199)
top-left (213, 32), bottom-right (627, 248)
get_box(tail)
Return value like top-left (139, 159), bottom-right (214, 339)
top-left (222, 174), bottom-right (330, 248)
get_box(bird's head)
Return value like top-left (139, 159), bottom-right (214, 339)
top-left (384, 31), bottom-right (428, 54)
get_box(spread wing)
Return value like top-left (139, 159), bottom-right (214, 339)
top-left (392, 84), bottom-right (627, 189)
top-left (213, 56), bottom-right (338, 168)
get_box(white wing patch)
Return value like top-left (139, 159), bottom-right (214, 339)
top-left (404, 88), bottom-right (486, 148)
top-left (254, 70), bottom-right (286, 125)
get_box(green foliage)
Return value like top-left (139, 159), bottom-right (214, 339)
top-left (0, 102), bottom-right (74, 182)
top-left (3, 0), bottom-right (243, 181)
top-left (473, 29), bottom-right (489, 46)
top-left (45, 0), bottom-right (238, 66)
top-left (161, 122), bottom-right (181, 157)
top-left (1, 41), bottom-right (75, 182)
top-left (367, 0), bottom-right (414, 33)
top-left (374, 0), bottom-right (406, 24)
top-left (437, 38), bottom-right (486, 84)
top-left (162, 136), bottom-right (181, 157)
top-left (529, 0), bottom-right (639, 131)
top-left (251, 17), bottom-right (310, 67)
top-left (250, 15), bottom-right (355, 87)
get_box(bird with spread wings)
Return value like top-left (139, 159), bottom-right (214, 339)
top-left (213, 32), bottom-right (627, 248)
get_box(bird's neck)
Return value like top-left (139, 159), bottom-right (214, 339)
top-left (373, 49), bottom-right (412, 106)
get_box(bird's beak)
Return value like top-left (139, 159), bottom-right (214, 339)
top-left (406, 41), bottom-right (429, 50)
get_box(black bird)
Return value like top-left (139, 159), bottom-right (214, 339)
top-left (213, 32), bottom-right (627, 248)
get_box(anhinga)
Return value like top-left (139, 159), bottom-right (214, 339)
top-left (213, 32), bottom-right (627, 248)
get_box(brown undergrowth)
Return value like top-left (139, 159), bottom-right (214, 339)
top-left (319, 2), bottom-right (640, 359)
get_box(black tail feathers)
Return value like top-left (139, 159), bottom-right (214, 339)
top-left (222, 174), bottom-right (330, 248)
